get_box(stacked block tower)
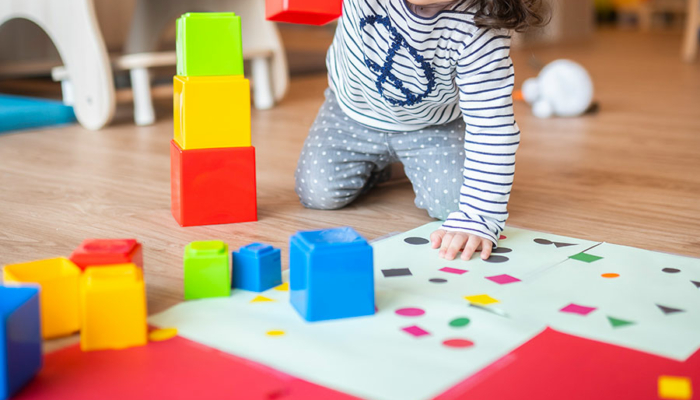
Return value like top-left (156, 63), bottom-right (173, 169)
top-left (172, 12), bottom-right (257, 227)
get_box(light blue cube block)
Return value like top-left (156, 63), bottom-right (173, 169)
top-left (232, 243), bottom-right (282, 292)
top-left (290, 227), bottom-right (375, 322)
top-left (1, 285), bottom-right (42, 400)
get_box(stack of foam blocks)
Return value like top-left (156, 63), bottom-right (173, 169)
top-left (171, 12), bottom-right (257, 227)
top-left (1, 239), bottom-right (146, 398)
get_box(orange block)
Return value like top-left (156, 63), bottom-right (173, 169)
top-left (3, 257), bottom-right (81, 339)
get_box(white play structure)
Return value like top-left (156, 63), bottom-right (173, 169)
top-left (0, 0), bottom-right (289, 130)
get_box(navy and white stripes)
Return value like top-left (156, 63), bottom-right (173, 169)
top-left (328, 0), bottom-right (519, 243)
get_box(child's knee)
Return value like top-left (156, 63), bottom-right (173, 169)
top-left (294, 168), bottom-right (351, 211)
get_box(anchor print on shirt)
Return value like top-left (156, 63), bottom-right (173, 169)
top-left (360, 14), bottom-right (437, 107)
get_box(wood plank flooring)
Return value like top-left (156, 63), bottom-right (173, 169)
top-left (1, 30), bottom-right (699, 325)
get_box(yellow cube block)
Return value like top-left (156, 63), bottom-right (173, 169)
top-left (3, 257), bottom-right (81, 339)
top-left (80, 264), bottom-right (147, 351)
top-left (173, 75), bottom-right (251, 150)
top-left (658, 375), bottom-right (693, 400)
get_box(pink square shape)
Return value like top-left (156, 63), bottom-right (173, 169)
top-left (486, 274), bottom-right (521, 285)
top-left (402, 325), bottom-right (430, 337)
top-left (440, 267), bottom-right (468, 275)
top-left (560, 303), bottom-right (597, 316)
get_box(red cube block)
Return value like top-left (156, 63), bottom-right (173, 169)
top-left (70, 239), bottom-right (143, 270)
top-left (171, 140), bottom-right (257, 227)
top-left (266, 0), bottom-right (342, 25)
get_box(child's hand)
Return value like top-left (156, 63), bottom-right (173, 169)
top-left (430, 229), bottom-right (493, 261)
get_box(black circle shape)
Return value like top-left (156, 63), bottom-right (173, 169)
top-left (429, 278), bottom-right (448, 283)
top-left (492, 247), bottom-right (513, 254)
top-left (534, 238), bottom-right (553, 245)
top-left (662, 268), bottom-right (681, 274)
top-left (404, 237), bottom-right (430, 245)
top-left (484, 255), bottom-right (509, 263)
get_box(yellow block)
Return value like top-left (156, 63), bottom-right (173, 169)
top-left (173, 75), bottom-right (251, 150)
top-left (658, 375), bottom-right (693, 400)
top-left (80, 264), bottom-right (147, 351)
top-left (3, 257), bottom-right (81, 339)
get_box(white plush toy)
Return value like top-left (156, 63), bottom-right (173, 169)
top-left (521, 59), bottom-right (594, 119)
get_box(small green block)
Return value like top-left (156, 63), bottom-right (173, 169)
top-left (569, 252), bottom-right (603, 263)
top-left (176, 12), bottom-right (244, 77)
top-left (184, 240), bottom-right (231, 300)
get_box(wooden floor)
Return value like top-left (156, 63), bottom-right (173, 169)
top-left (1, 30), bottom-right (699, 323)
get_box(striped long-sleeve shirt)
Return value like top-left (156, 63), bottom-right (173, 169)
top-left (327, 0), bottom-right (519, 244)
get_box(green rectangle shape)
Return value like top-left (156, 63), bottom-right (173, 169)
top-left (176, 12), bottom-right (244, 77)
top-left (569, 252), bottom-right (603, 263)
top-left (184, 241), bottom-right (231, 300)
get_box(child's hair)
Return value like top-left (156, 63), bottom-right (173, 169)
top-left (465, 0), bottom-right (550, 32)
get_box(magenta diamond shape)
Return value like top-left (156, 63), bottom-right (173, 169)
top-left (486, 274), bottom-right (521, 285)
top-left (560, 303), bottom-right (597, 316)
top-left (439, 267), bottom-right (468, 275)
top-left (401, 325), bottom-right (430, 337)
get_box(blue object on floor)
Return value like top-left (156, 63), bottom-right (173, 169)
top-left (290, 227), bottom-right (375, 322)
top-left (0, 94), bottom-right (76, 133)
top-left (0, 285), bottom-right (42, 400)
top-left (232, 243), bottom-right (282, 292)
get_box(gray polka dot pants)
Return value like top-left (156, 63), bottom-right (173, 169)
top-left (295, 89), bottom-right (465, 220)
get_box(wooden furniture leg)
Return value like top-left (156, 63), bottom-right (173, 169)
top-left (124, 0), bottom-right (288, 108)
top-left (0, 0), bottom-right (115, 130)
top-left (130, 67), bottom-right (156, 126)
top-left (230, 0), bottom-right (289, 106)
top-left (683, 0), bottom-right (699, 62)
top-left (251, 56), bottom-right (274, 110)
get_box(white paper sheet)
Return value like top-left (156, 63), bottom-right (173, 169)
top-left (149, 222), bottom-right (700, 400)
top-left (372, 222), bottom-right (597, 304)
top-left (497, 242), bottom-right (700, 360)
top-left (150, 280), bottom-right (543, 400)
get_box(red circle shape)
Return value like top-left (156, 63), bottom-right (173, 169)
top-left (395, 308), bottom-right (425, 317)
top-left (443, 339), bottom-right (474, 348)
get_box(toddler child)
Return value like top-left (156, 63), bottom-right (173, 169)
top-left (295, 0), bottom-right (547, 260)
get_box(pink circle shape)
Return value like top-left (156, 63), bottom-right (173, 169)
top-left (395, 307), bottom-right (425, 317)
top-left (443, 339), bottom-right (474, 348)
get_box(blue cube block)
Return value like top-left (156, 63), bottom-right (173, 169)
top-left (232, 243), bottom-right (282, 292)
top-left (290, 227), bottom-right (375, 322)
top-left (0, 286), bottom-right (42, 400)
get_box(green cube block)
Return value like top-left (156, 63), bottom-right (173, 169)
top-left (176, 12), bottom-right (244, 77)
top-left (184, 241), bottom-right (231, 300)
